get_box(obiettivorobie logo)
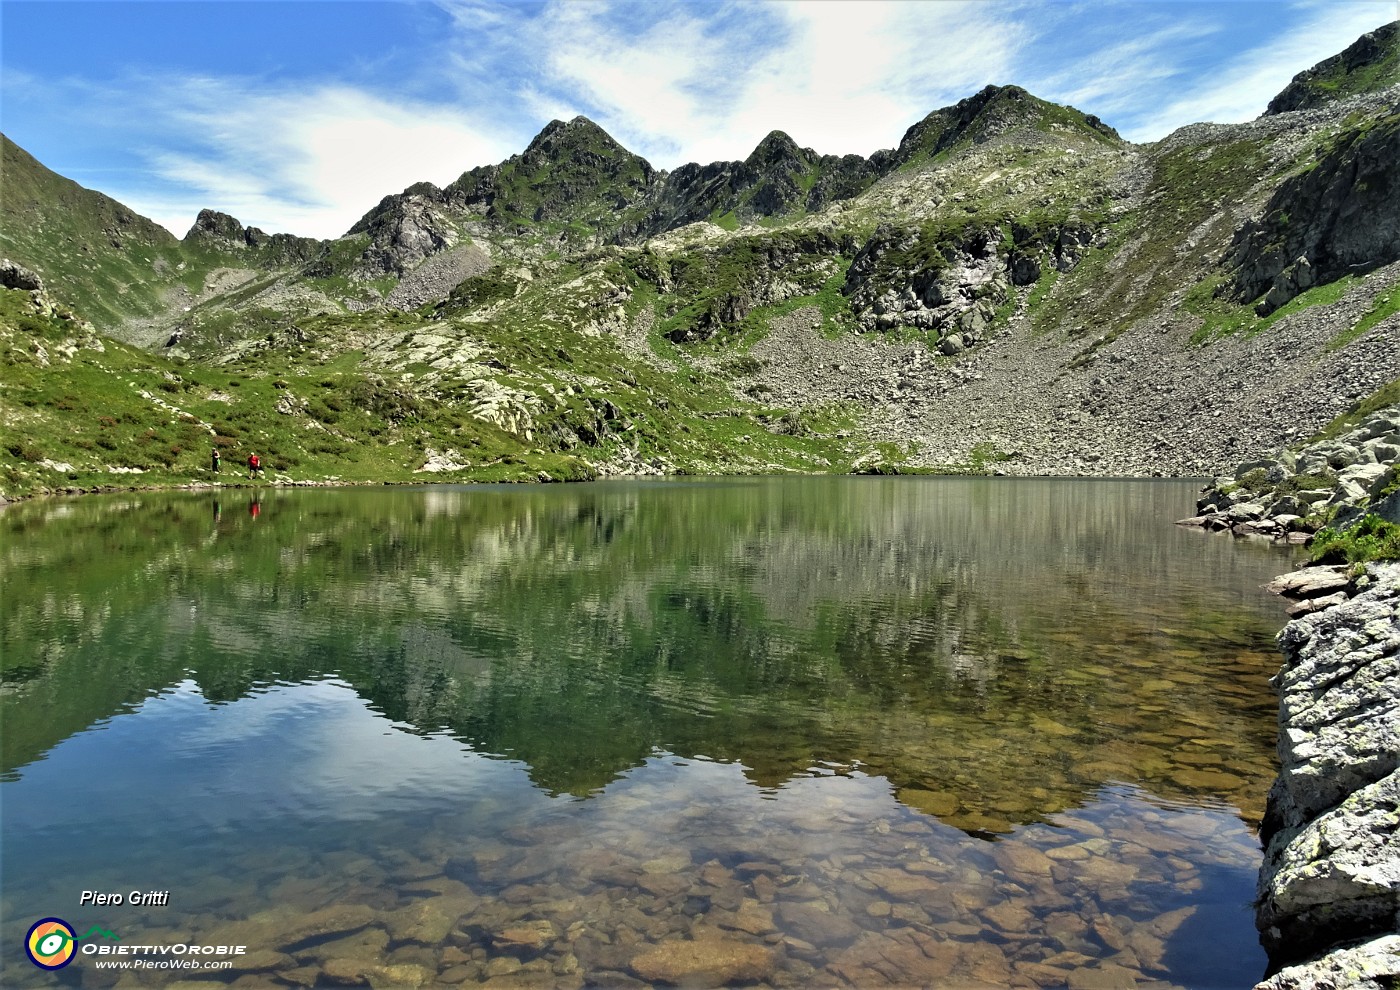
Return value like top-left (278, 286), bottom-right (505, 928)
top-left (24, 917), bottom-right (248, 972)
top-left (25, 918), bottom-right (118, 970)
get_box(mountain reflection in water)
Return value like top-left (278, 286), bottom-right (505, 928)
top-left (1, 478), bottom-right (1298, 988)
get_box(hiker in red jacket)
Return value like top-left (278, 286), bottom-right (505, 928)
top-left (247, 452), bottom-right (262, 479)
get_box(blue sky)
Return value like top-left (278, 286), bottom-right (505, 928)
top-left (3, 1), bottom-right (1396, 239)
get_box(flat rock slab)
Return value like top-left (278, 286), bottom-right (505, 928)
top-left (1266, 566), bottom-right (1352, 599)
top-left (1284, 591), bottom-right (1350, 617)
top-left (630, 936), bottom-right (775, 987)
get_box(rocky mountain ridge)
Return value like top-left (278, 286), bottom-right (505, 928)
top-left (0, 25), bottom-right (1398, 500)
top-left (1267, 21), bottom-right (1400, 115)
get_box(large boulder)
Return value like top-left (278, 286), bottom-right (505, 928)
top-left (1257, 771), bottom-right (1400, 955)
top-left (1255, 935), bottom-right (1400, 990)
top-left (0, 258), bottom-right (43, 292)
top-left (1258, 564), bottom-right (1400, 966)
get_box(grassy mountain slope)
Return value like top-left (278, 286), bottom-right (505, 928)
top-left (0, 134), bottom-right (230, 329)
top-left (2, 25), bottom-right (1399, 500)
top-left (889, 85), bottom-right (1120, 171)
top-left (0, 268), bottom-right (877, 498)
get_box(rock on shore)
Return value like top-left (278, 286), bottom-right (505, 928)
top-left (1182, 407), bottom-right (1400, 546)
top-left (1255, 562), bottom-right (1400, 988)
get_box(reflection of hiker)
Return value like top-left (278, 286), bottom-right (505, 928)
top-left (247, 452), bottom-right (262, 478)
top-left (249, 497), bottom-right (261, 519)
top-left (211, 448), bottom-right (221, 473)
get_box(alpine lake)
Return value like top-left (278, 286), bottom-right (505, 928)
top-left (1, 477), bottom-right (1302, 990)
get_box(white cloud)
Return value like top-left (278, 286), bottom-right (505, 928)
top-left (1027, 19), bottom-right (1212, 123)
top-left (49, 75), bottom-right (518, 239)
top-left (9, 0), bottom-right (1397, 239)
top-left (496, 0), bottom-right (1034, 167)
top-left (1121, 1), bottom-right (1398, 141)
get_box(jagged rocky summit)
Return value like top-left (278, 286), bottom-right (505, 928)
top-left (0, 23), bottom-right (1399, 498)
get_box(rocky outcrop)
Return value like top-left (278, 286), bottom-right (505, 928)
top-left (1255, 562), bottom-right (1400, 984)
top-left (1222, 112), bottom-right (1400, 315)
top-left (650, 229), bottom-right (849, 344)
top-left (1182, 407), bottom-right (1400, 552)
top-left (841, 219), bottom-right (1098, 353)
top-left (183, 209), bottom-right (325, 267)
top-left (347, 190), bottom-right (462, 275)
top-left (1, 258), bottom-right (94, 333)
top-left (1256, 936), bottom-right (1400, 990)
top-left (0, 258), bottom-right (43, 292)
top-left (1265, 22), bottom-right (1400, 116)
top-left (1192, 411), bottom-right (1399, 984)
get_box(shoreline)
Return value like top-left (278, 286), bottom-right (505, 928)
top-left (1255, 561), bottom-right (1400, 988)
top-left (0, 468), bottom-right (1220, 508)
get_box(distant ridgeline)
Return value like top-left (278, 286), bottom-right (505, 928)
top-left (0, 22), bottom-right (1398, 499)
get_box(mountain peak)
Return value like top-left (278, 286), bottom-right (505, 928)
top-left (1265, 20), bottom-right (1400, 115)
top-left (892, 83), bottom-right (1119, 167)
top-left (745, 130), bottom-right (807, 169)
top-left (524, 115), bottom-right (627, 159)
top-left (186, 208), bottom-right (247, 244)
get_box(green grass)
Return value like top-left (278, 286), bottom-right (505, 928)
top-left (1328, 283), bottom-right (1400, 351)
top-left (709, 210), bottom-right (740, 232)
top-left (1304, 378), bottom-right (1400, 445)
top-left (1278, 32), bottom-right (1400, 111)
top-left (1040, 137), bottom-right (1270, 345)
top-left (1187, 273), bottom-right (1362, 346)
top-left (439, 270), bottom-right (518, 313)
top-left (752, 269), bottom-right (854, 340)
top-left (0, 236), bottom-right (891, 500)
top-left (968, 442), bottom-right (1017, 472)
top-left (1310, 514), bottom-right (1400, 565)
top-left (894, 86), bottom-right (1120, 172)
top-left (649, 232), bottom-right (847, 344)
top-left (1024, 265), bottom-right (1060, 317)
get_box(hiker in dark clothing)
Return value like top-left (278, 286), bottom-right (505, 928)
top-left (211, 448), bottom-right (221, 473)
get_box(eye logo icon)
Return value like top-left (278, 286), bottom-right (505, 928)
top-left (26, 918), bottom-right (77, 969)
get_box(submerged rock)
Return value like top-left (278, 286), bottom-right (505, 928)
top-left (629, 936), bottom-right (775, 987)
